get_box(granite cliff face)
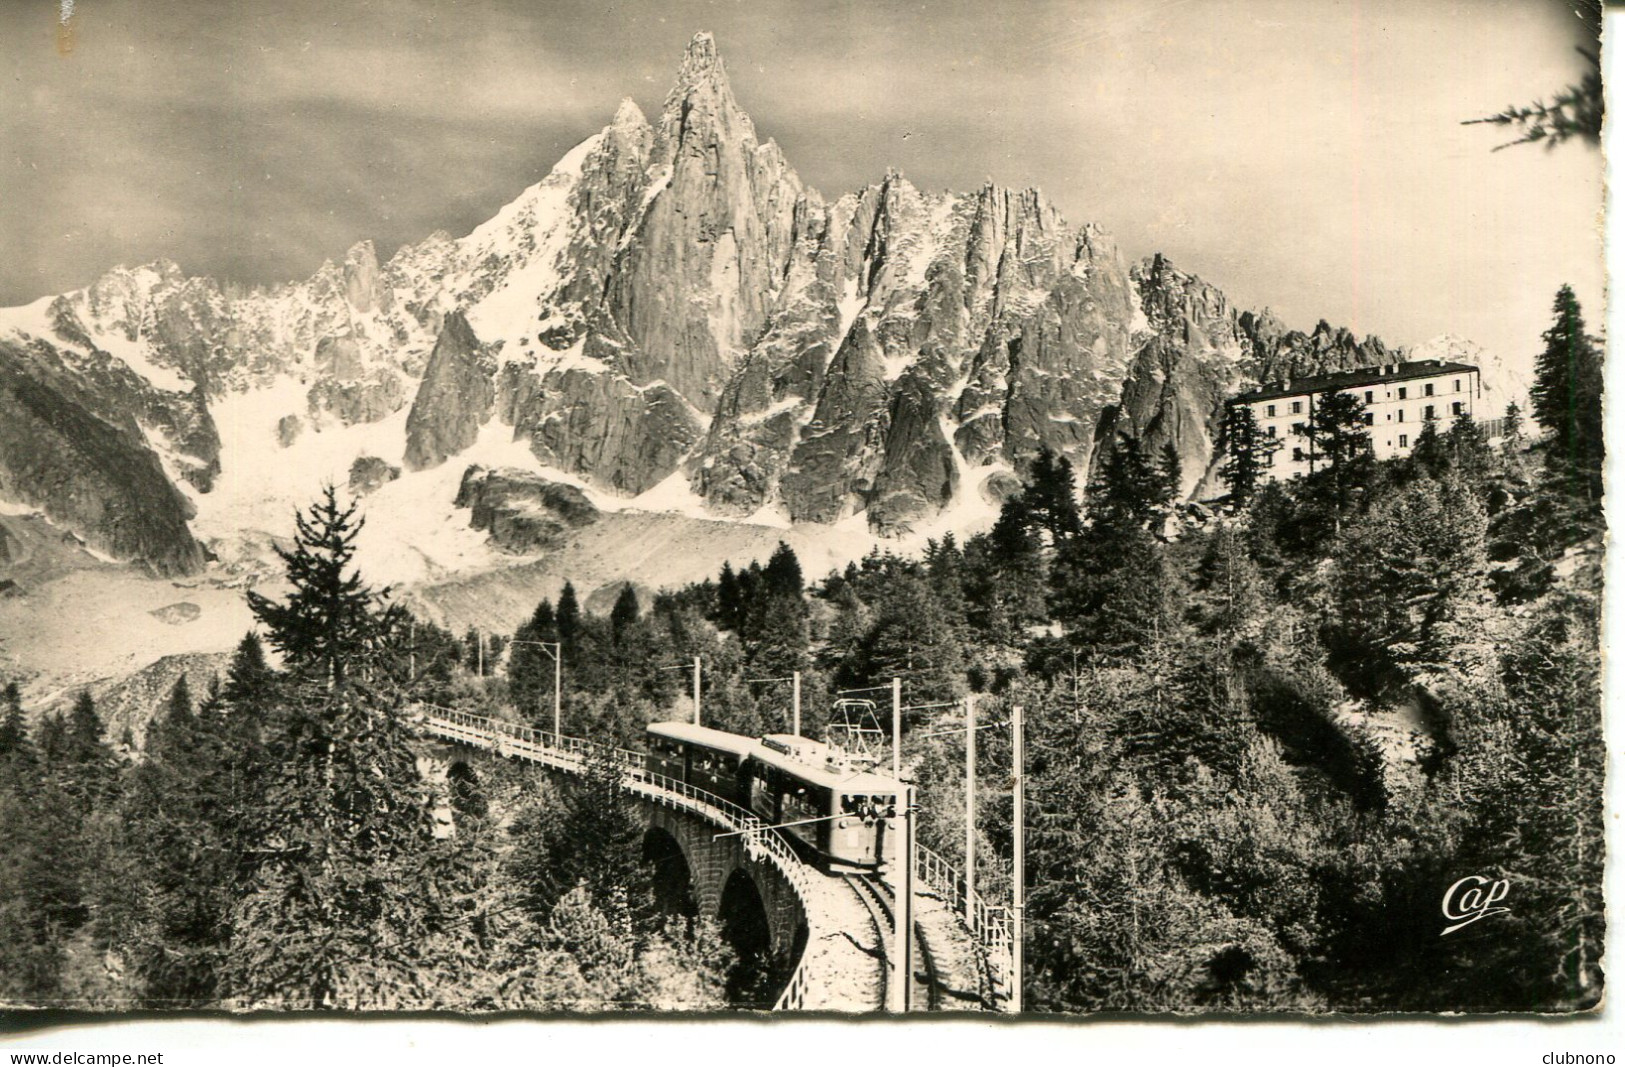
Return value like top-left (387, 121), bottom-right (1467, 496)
top-left (1111, 254), bottom-right (1412, 497)
top-left (0, 32), bottom-right (1501, 577)
top-left (454, 466), bottom-right (600, 554)
top-left (0, 338), bottom-right (206, 577)
top-left (404, 312), bottom-right (495, 471)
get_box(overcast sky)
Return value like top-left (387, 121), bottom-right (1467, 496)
top-left (0, 0), bottom-right (1603, 369)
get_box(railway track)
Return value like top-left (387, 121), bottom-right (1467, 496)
top-left (844, 874), bottom-right (943, 1012)
top-left (844, 874), bottom-right (892, 1008)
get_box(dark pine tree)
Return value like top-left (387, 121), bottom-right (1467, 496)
top-left (715, 562), bottom-right (744, 631)
top-left (0, 682), bottom-right (30, 768)
top-left (510, 599), bottom-right (561, 725)
top-left (507, 749), bottom-right (657, 940)
top-left (226, 489), bottom-right (456, 1009)
top-left (610, 585), bottom-right (641, 643)
top-left (740, 546), bottom-right (811, 684)
top-left (1293, 390), bottom-right (1372, 535)
top-left (1088, 435), bottom-right (1165, 530)
top-left (1218, 403), bottom-right (1280, 505)
top-left (556, 581), bottom-right (583, 655)
top-left (1502, 400), bottom-right (1524, 445)
top-left (106, 671), bottom-right (237, 1006)
top-left (763, 542), bottom-right (804, 599)
top-left (1445, 409), bottom-right (1492, 484)
top-left (1049, 436), bottom-right (1179, 657)
top-left (247, 486), bottom-right (386, 687)
top-left (1158, 441), bottom-right (1183, 505)
top-left (1025, 446), bottom-right (1084, 545)
top-left (1409, 414), bottom-right (1448, 479)
top-left (60, 690), bottom-right (117, 810)
top-left (978, 494), bottom-right (1048, 630)
top-left (1529, 284), bottom-right (1604, 500)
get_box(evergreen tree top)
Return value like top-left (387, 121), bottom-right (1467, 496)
top-left (764, 542), bottom-right (804, 599)
top-left (247, 486), bottom-right (390, 687)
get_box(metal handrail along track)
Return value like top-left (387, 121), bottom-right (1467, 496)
top-left (414, 707), bottom-right (821, 1010)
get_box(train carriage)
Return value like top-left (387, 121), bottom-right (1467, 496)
top-left (644, 722), bottom-right (760, 806)
top-left (644, 722), bottom-right (902, 870)
top-left (747, 738), bottom-right (899, 870)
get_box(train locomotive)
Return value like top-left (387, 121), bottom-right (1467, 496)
top-left (644, 721), bottom-right (900, 870)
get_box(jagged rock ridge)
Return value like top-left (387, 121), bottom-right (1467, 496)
top-left (0, 32), bottom-right (1507, 575)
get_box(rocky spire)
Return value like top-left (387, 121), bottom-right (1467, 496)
top-left (605, 30), bottom-right (803, 414)
top-left (654, 31), bottom-right (756, 156)
top-left (611, 96), bottom-right (648, 133)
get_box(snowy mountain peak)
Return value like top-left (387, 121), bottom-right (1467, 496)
top-left (611, 96), bottom-right (649, 132)
top-left (0, 32), bottom-right (1515, 586)
top-left (676, 30), bottom-right (724, 83)
top-left (657, 30), bottom-right (754, 147)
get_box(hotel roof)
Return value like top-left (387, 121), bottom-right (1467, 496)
top-left (1231, 360), bottom-right (1479, 405)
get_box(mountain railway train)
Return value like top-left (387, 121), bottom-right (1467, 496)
top-left (644, 721), bottom-right (901, 870)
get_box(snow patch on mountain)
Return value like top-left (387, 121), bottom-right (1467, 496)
top-left (1408, 334), bottom-right (1527, 411)
top-left (460, 134), bottom-right (603, 348)
top-left (0, 294), bottom-right (62, 345)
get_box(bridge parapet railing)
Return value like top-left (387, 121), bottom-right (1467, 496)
top-left (414, 707), bottom-right (817, 1011)
top-left (914, 843), bottom-right (1014, 1002)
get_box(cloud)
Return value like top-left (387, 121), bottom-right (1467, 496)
top-left (0, 0), bottom-right (1603, 370)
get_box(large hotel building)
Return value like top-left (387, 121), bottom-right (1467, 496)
top-left (1228, 359), bottom-right (1484, 483)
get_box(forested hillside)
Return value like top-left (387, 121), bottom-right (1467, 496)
top-left (0, 289), bottom-right (1603, 1013)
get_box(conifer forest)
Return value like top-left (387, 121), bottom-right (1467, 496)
top-left (0, 286), bottom-right (1605, 1015)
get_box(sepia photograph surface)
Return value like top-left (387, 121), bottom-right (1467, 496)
top-left (0, 0), bottom-right (1607, 1023)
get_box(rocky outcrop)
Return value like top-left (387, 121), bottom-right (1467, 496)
top-left (149, 602), bottom-right (202, 625)
top-left (349, 455), bottom-right (401, 495)
top-left (704, 173), bottom-right (1138, 529)
top-left (1110, 254), bottom-right (1403, 498)
top-left (604, 32), bottom-right (805, 413)
top-left (276, 414), bottom-right (304, 448)
top-left (404, 312), bottom-right (495, 470)
top-left (64, 651), bottom-right (232, 751)
top-left (0, 339), bottom-right (205, 576)
top-left (454, 465), bottom-right (599, 553)
top-left (310, 369), bottom-right (407, 428)
top-left (517, 363), bottom-right (703, 495)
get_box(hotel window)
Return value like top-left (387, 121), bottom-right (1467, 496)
top-left (1424, 383), bottom-right (1434, 397)
top-left (1365, 391), bottom-right (1374, 404)
top-left (1266, 425), bottom-right (1276, 437)
top-left (1424, 405), bottom-right (1435, 420)
top-left (1292, 447), bottom-right (1306, 462)
top-left (1266, 404), bottom-right (1276, 417)
top-left (1452, 401), bottom-right (1463, 416)
top-left (1399, 434), bottom-right (1409, 449)
top-left (1291, 400), bottom-right (1303, 414)
top-left (1292, 422), bottom-right (1305, 436)
top-left (1363, 412), bottom-right (1374, 425)
top-left (1398, 387), bottom-right (1407, 400)
top-left (1397, 409), bottom-right (1404, 422)
top-left (1454, 379), bottom-right (1462, 392)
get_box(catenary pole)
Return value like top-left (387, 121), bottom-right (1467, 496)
top-left (891, 677), bottom-right (902, 781)
top-left (891, 675), bottom-right (904, 1013)
top-left (1012, 703), bottom-right (1025, 1014)
top-left (552, 643), bottom-right (562, 743)
top-left (901, 782), bottom-right (916, 1013)
top-left (792, 670), bottom-right (801, 738)
top-left (965, 693), bottom-right (976, 911)
top-left (693, 655), bottom-right (702, 726)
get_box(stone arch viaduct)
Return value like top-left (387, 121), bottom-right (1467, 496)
top-left (415, 708), bottom-right (1011, 1012)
